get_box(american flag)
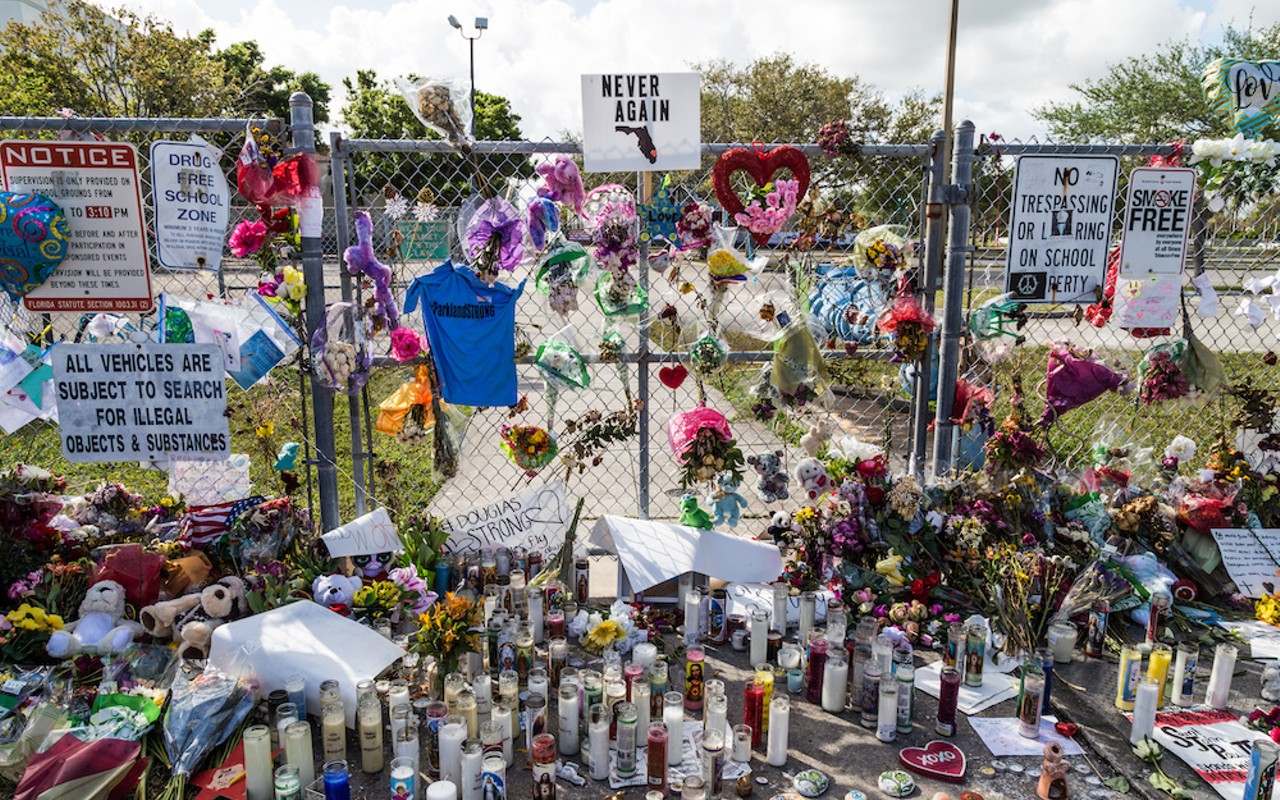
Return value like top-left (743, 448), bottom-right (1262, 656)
top-left (180, 496), bottom-right (264, 547)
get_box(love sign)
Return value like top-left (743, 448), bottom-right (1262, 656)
top-left (1203, 58), bottom-right (1280, 137)
top-left (898, 740), bottom-right (966, 783)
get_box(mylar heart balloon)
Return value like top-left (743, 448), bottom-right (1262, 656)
top-left (1203, 58), bottom-right (1280, 137)
top-left (712, 145), bottom-right (811, 246)
top-left (0, 192), bottom-right (69, 301)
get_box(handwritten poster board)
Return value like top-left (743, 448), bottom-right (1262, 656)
top-left (0, 141), bottom-right (152, 312)
top-left (440, 481), bottom-right (573, 556)
top-left (581, 73), bottom-right (700, 172)
top-left (1150, 707), bottom-right (1276, 800)
top-left (51, 343), bottom-right (229, 463)
top-left (1111, 273), bottom-right (1182, 329)
top-left (322, 507), bottom-right (403, 558)
top-left (1210, 528), bottom-right (1280, 597)
top-left (150, 140), bottom-right (230, 271)
top-left (1004, 155), bottom-right (1119, 303)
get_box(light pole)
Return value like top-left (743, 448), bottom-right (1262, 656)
top-left (447, 15), bottom-right (488, 138)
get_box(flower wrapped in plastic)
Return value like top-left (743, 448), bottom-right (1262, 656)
top-left (500, 424), bottom-right (559, 478)
top-left (463, 196), bottom-right (524, 283)
top-left (688, 332), bottom-right (728, 378)
top-left (876, 288), bottom-right (936, 363)
top-left (676, 201), bottom-right (713, 249)
top-left (1137, 340), bottom-right (1190, 405)
top-left (853, 225), bottom-right (909, 279)
top-left (395, 77), bottom-right (472, 148)
top-left (311, 302), bottom-right (372, 395)
top-left (375, 365), bottom-right (435, 444)
top-left (667, 406), bottom-right (732, 461)
top-left (771, 319), bottom-right (831, 408)
top-left (535, 330), bottom-right (590, 429)
top-left (733, 179), bottom-right (800, 243)
top-left (534, 238), bottom-right (592, 317)
top-left (594, 269), bottom-right (648, 318)
top-left (156, 661), bottom-right (258, 800)
top-left (705, 224), bottom-right (765, 287)
top-left (1038, 343), bottom-right (1129, 426)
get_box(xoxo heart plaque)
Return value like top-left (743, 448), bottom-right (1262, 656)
top-left (1203, 58), bottom-right (1280, 137)
top-left (898, 740), bottom-right (967, 783)
top-left (658, 364), bottom-right (688, 389)
top-left (712, 145), bottom-right (811, 246)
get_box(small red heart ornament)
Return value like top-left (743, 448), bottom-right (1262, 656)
top-left (658, 364), bottom-right (688, 389)
top-left (899, 740), bottom-right (967, 783)
top-left (1054, 721), bottom-right (1079, 737)
top-left (712, 145), bottom-right (811, 247)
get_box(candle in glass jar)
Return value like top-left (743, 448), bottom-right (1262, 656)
top-left (754, 665), bottom-right (774, 733)
top-left (821, 649), bottom-right (847, 713)
top-left (1171, 642), bottom-right (1199, 706)
top-left (896, 656), bottom-right (915, 734)
top-left (390, 755), bottom-right (417, 800)
top-left (548, 637), bottom-right (568, 687)
top-left (604, 679), bottom-right (626, 742)
top-left (701, 728), bottom-right (725, 800)
top-left (650, 661), bottom-right (668, 716)
top-left (1131, 677), bottom-right (1160, 745)
top-left (284, 721), bottom-right (315, 788)
top-left (321, 702), bottom-right (345, 764)
top-left (426, 700), bottom-right (448, 780)
top-left (876, 672), bottom-right (898, 742)
top-left (243, 725), bottom-right (274, 800)
top-left (663, 691), bottom-right (684, 766)
top-left (275, 701), bottom-right (299, 746)
top-left (806, 634), bottom-right (828, 705)
top-left (445, 672), bottom-right (466, 712)
top-left (529, 668), bottom-right (549, 704)
top-left (472, 673), bottom-right (493, 718)
top-left (633, 642), bottom-right (658, 669)
top-left (273, 764), bottom-right (301, 800)
top-left (589, 703), bottom-right (610, 781)
top-left (685, 645), bottom-right (706, 711)
top-left (1207, 643), bottom-right (1237, 709)
top-left (826, 602), bottom-right (847, 646)
top-left (528, 586), bottom-right (544, 644)
top-left (498, 671), bottom-right (520, 739)
top-left (460, 741), bottom-right (482, 800)
top-left (1147, 644), bottom-right (1173, 709)
top-left (731, 724), bottom-right (751, 762)
top-left (750, 611), bottom-right (769, 667)
top-left (615, 702), bottom-right (639, 779)
top-left (481, 719), bottom-right (504, 762)
top-left (1115, 645), bottom-right (1143, 711)
top-left (772, 582), bottom-right (789, 634)
top-left (493, 698), bottom-right (514, 766)
top-left (798, 592), bottom-right (816, 641)
top-left (357, 696), bottom-right (382, 774)
top-left (391, 704), bottom-right (412, 746)
top-left (581, 670), bottom-right (604, 727)
top-left (744, 682), bottom-right (764, 749)
top-left (547, 609), bottom-right (565, 639)
top-left (766, 694), bottom-right (789, 767)
top-left (479, 756), bottom-right (504, 800)
top-left (647, 723), bottom-right (668, 794)
top-left (440, 716), bottom-right (467, 788)
top-left (684, 591), bottom-right (702, 646)
top-left (632, 676), bottom-right (651, 734)
top-left (557, 684), bottom-right (580, 756)
top-left (531, 733), bottom-right (557, 800)
top-left (1017, 662), bottom-right (1044, 739)
top-left (1048, 621), bottom-right (1077, 664)
top-left (321, 759), bottom-right (351, 800)
top-left (935, 667), bottom-right (960, 737)
top-left (964, 624), bottom-right (986, 688)
top-left (457, 687), bottom-right (478, 738)
top-left (704, 692), bottom-right (727, 738)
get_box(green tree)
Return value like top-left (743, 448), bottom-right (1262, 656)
top-left (1034, 21), bottom-right (1280, 142)
top-left (339, 69), bottom-right (532, 206)
top-left (213, 40), bottom-right (332, 123)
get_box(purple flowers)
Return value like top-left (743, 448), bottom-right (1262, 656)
top-left (464, 197), bottom-right (524, 280)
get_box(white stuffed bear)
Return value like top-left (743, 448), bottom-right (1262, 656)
top-left (313, 574), bottom-right (362, 614)
top-left (47, 580), bottom-right (142, 659)
top-left (795, 457), bottom-right (831, 501)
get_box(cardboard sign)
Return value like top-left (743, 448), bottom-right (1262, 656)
top-left (51, 343), bottom-right (229, 462)
top-left (0, 141), bottom-right (152, 312)
top-left (1112, 273), bottom-right (1182, 329)
top-left (322, 507), bottom-right (402, 558)
top-left (581, 72), bottom-right (701, 172)
top-left (1150, 706), bottom-right (1277, 800)
top-left (1210, 528), bottom-right (1280, 597)
top-left (1118, 167), bottom-right (1196, 276)
top-left (439, 481), bottom-right (573, 556)
top-left (1004, 155), bottom-right (1119, 303)
top-left (150, 140), bottom-right (230, 271)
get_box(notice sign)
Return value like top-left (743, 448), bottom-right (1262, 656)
top-left (439, 481), bottom-right (573, 556)
top-left (1210, 528), bottom-right (1280, 597)
top-left (52, 343), bottom-right (229, 463)
top-left (1149, 707), bottom-right (1275, 800)
top-left (1119, 167), bottom-right (1196, 275)
top-left (1004, 155), bottom-right (1119, 303)
top-left (581, 72), bottom-right (700, 172)
top-left (150, 140), bottom-right (230, 271)
top-left (0, 141), bottom-right (151, 312)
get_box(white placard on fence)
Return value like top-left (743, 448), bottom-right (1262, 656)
top-left (150, 140), bottom-right (230, 271)
top-left (51, 343), bottom-right (229, 463)
top-left (440, 481), bottom-right (573, 556)
top-left (1118, 167), bottom-right (1196, 276)
top-left (322, 507), bottom-right (403, 558)
top-left (581, 72), bottom-right (701, 172)
top-left (1210, 527), bottom-right (1280, 597)
top-left (1003, 154), bottom-right (1119, 304)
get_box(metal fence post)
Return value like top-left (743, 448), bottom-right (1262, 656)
top-left (910, 129), bottom-right (948, 479)
top-left (291, 92), bottom-right (340, 531)
top-left (930, 121), bottom-right (975, 477)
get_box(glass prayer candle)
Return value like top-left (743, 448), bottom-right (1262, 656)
top-left (754, 665), bottom-right (774, 733)
top-left (273, 764), bottom-right (301, 800)
top-left (1147, 590), bottom-right (1172, 644)
top-left (873, 633), bottom-right (893, 676)
top-left (705, 678), bottom-right (725, 702)
top-left (547, 609), bottom-right (565, 639)
top-left (1148, 643), bottom-right (1173, 709)
top-left (285, 674), bottom-right (306, 714)
top-left (766, 694), bottom-right (789, 767)
top-left (767, 631), bottom-right (782, 664)
top-left (1085, 599), bottom-right (1110, 658)
top-left (510, 570), bottom-right (527, 616)
top-left (1207, 643), bottom-right (1237, 709)
top-left (445, 672), bottom-right (466, 713)
top-left (704, 693), bottom-right (727, 738)
top-left (876, 670), bottom-right (898, 743)
top-left (1171, 642), bottom-right (1199, 706)
top-left (515, 622), bottom-right (535, 682)
top-left (544, 579), bottom-right (566, 613)
top-left (633, 642), bottom-right (658, 669)
top-left (778, 645), bottom-right (801, 672)
top-left (1131, 677), bottom-right (1160, 745)
top-left (275, 702), bottom-right (299, 746)
top-left (1037, 647), bottom-right (1054, 715)
top-left (826, 602), bottom-right (848, 646)
top-left (731, 724), bottom-right (751, 763)
top-left (460, 741), bottom-right (482, 800)
top-left (896, 655), bottom-right (915, 734)
top-left (945, 622), bottom-right (965, 672)
top-left (321, 759), bottom-right (350, 800)
top-left (750, 610), bottom-right (769, 667)
top-left (456, 686), bottom-right (478, 738)
top-left (605, 679), bottom-right (627, 741)
top-left (664, 691), bottom-right (685, 766)
top-left (650, 661), bottom-right (670, 716)
top-left (1018, 662), bottom-right (1044, 739)
top-left (480, 756), bottom-right (504, 800)
top-left (558, 683), bottom-right (580, 756)
top-left (574, 557), bottom-right (590, 604)
top-left (744, 682), bottom-right (764, 749)
top-left (526, 692), bottom-right (548, 756)
top-left (548, 637), bottom-right (568, 687)
top-left (685, 645), bottom-right (706, 711)
top-left (531, 733), bottom-right (557, 800)
top-left (964, 624), bottom-right (986, 687)
top-left (395, 717), bottom-right (419, 776)
top-left (283, 720), bottom-right (315, 789)
top-left (1115, 644), bottom-right (1143, 711)
top-left (1048, 621), bottom-right (1077, 664)
top-left (426, 700), bottom-right (447, 779)
top-left (936, 666), bottom-right (960, 737)
top-left (391, 755), bottom-right (418, 800)
top-left (528, 668), bottom-right (549, 705)
top-left (321, 702), bottom-right (345, 764)
top-left (603, 648), bottom-right (623, 684)
top-left (529, 587), bottom-right (544, 644)
top-left (632, 676), bottom-right (651, 734)
top-left (391, 704), bottom-right (412, 745)
top-left (787, 668), bottom-right (804, 694)
top-left (684, 590), bottom-right (702, 646)
top-left (481, 720), bottom-right (505, 760)
top-left (683, 777), bottom-right (706, 800)
top-left (589, 703), bottom-right (610, 780)
top-left (357, 694), bottom-right (383, 774)
top-left (581, 669), bottom-right (604, 723)
top-left (771, 582), bottom-right (789, 634)
top-left (709, 589), bottom-right (729, 644)
top-left (616, 702), bottom-right (639, 779)
top-left (702, 728), bottom-right (725, 799)
top-left (440, 715), bottom-right (467, 788)
top-left (484, 585), bottom-right (500, 626)
top-left (243, 724), bottom-right (274, 800)
top-left (821, 649), bottom-right (847, 713)
top-left (498, 671), bottom-right (519, 738)
top-left (493, 698), bottom-right (515, 766)
top-left (625, 662), bottom-right (646, 695)
top-left (805, 634), bottom-right (828, 705)
top-left (798, 592), bottom-right (816, 641)
top-left (318, 679), bottom-right (341, 707)
top-left (647, 723), bottom-right (668, 794)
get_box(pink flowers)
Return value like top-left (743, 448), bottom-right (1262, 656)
top-left (390, 327), bottom-right (424, 362)
top-left (734, 179), bottom-right (799, 238)
top-left (228, 220), bottom-right (268, 257)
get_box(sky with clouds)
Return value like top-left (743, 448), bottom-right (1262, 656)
top-left (91, 0), bottom-right (1280, 142)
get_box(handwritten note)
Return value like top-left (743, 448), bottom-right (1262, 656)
top-left (1210, 528), bottom-right (1280, 597)
top-left (322, 507), bottom-right (402, 558)
top-left (169, 454), bottom-right (252, 506)
top-left (439, 481), bottom-right (572, 557)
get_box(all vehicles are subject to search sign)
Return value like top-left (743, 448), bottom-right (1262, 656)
top-left (1004, 155), bottom-right (1119, 304)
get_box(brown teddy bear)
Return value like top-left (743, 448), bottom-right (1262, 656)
top-left (139, 576), bottom-right (246, 660)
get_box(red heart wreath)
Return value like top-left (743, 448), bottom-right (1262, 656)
top-left (711, 144), bottom-right (811, 247)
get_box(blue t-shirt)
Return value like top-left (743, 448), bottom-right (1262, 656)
top-left (404, 261), bottom-right (525, 407)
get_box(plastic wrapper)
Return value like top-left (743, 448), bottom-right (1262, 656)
top-left (160, 291), bottom-right (303, 391)
top-left (1183, 327), bottom-right (1225, 396)
top-left (432, 395), bottom-right (469, 479)
top-left (1137, 340), bottom-right (1190, 405)
top-left (1038, 343), bottom-right (1128, 427)
top-left (499, 424), bottom-right (559, 477)
top-left (771, 319), bottom-right (831, 408)
top-left (235, 131), bottom-right (318, 209)
top-left (92, 544), bottom-right (166, 609)
top-left (395, 77), bottom-right (472, 148)
top-left (688, 331), bottom-right (728, 377)
top-left (535, 328), bottom-right (590, 390)
top-left (750, 291), bottom-right (799, 340)
top-left (226, 497), bottom-right (304, 573)
top-left (161, 661), bottom-right (257, 783)
top-left (594, 270), bottom-right (647, 318)
top-left (667, 406), bottom-right (732, 460)
top-left (311, 302), bottom-right (372, 395)
top-left (534, 239), bottom-right (592, 316)
top-left (463, 196), bottom-right (524, 280)
top-left (527, 196), bottom-right (560, 251)
top-left (376, 365), bottom-right (434, 442)
top-left (1049, 558), bottom-right (1134, 624)
top-left (807, 263), bottom-right (888, 345)
top-left (705, 225), bottom-right (765, 287)
top-left (852, 225), bottom-right (908, 280)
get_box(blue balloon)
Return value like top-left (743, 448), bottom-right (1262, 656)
top-left (0, 192), bottom-right (69, 301)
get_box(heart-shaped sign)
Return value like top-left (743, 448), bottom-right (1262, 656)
top-left (658, 364), bottom-right (688, 389)
top-left (712, 145), bottom-right (811, 246)
top-left (0, 192), bottom-right (69, 301)
top-left (1203, 58), bottom-right (1280, 137)
top-left (899, 740), bottom-right (967, 783)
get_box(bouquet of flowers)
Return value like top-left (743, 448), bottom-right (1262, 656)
top-left (535, 239), bottom-right (592, 317)
top-left (676, 201), bottom-right (713, 249)
top-left (414, 592), bottom-right (482, 675)
top-left (668, 407), bottom-right (745, 488)
top-left (1138, 341), bottom-right (1190, 405)
top-left (156, 663), bottom-right (258, 800)
top-left (817, 119), bottom-right (857, 158)
top-left (734, 179), bottom-right (800, 243)
top-left (876, 287), bottom-right (936, 363)
top-left (500, 425), bottom-right (559, 477)
top-left (464, 197), bottom-right (524, 283)
top-left (688, 332), bottom-right (728, 378)
top-left (353, 580), bottom-right (405, 621)
top-left (0, 603), bottom-right (63, 662)
top-left (984, 378), bottom-right (1047, 474)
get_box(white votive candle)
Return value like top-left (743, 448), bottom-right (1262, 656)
top-left (766, 695), bottom-right (789, 767)
top-left (821, 650), bottom-right (849, 713)
top-left (440, 716), bottom-right (467, 789)
top-left (1131, 677), bottom-right (1160, 744)
top-left (750, 611), bottom-right (768, 668)
top-left (663, 691), bottom-right (684, 767)
top-left (589, 704), bottom-right (610, 780)
top-left (1207, 643), bottom-right (1237, 709)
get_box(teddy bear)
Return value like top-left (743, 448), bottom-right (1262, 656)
top-left (747, 450), bottom-right (790, 503)
top-left (344, 210), bottom-right (398, 330)
top-left (47, 580), bottom-right (142, 659)
top-left (678, 493), bottom-right (714, 530)
top-left (800, 421), bottom-right (831, 457)
top-left (706, 471), bottom-right (749, 528)
top-left (766, 511), bottom-right (793, 543)
top-left (140, 577), bottom-right (246, 661)
top-left (313, 573), bottom-right (363, 616)
top-left (795, 457), bottom-right (831, 501)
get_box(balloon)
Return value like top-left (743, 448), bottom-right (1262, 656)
top-left (0, 192), bottom-right (69, 301)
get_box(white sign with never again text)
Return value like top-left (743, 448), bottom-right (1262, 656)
top-left (1209, 528), bottom-right (1280, 597)
top-left (581, 72), bottom-right (701, 172)
top-left (322, 507), bottom-right (403, 558)
top-left (438, 480), bottom-right (575, 557)
top-left (51, 343), bottom-right (229, 463)
top-left (150, 140), bottom-right (230, 271)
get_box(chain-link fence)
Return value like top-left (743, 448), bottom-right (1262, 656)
top-left (329, 136), bottom-right (935, 524)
